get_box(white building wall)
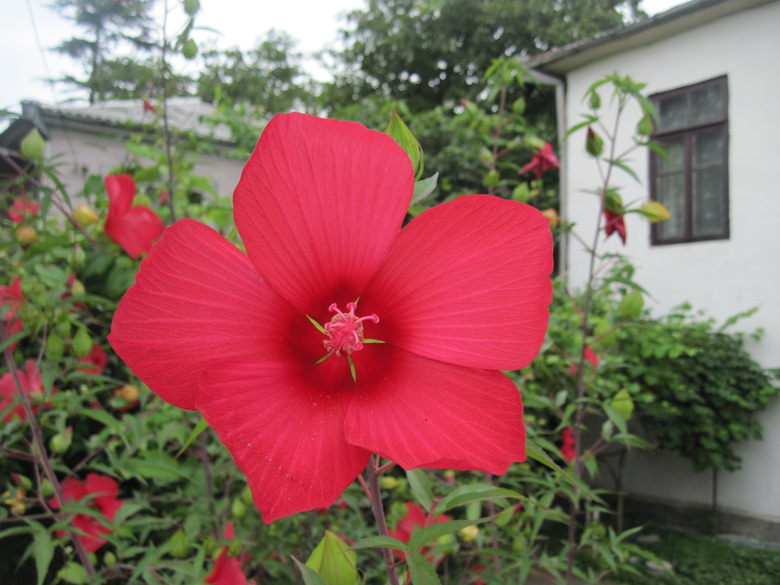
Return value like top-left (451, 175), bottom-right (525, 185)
top-left (561, 2), bottom-right (780, 523)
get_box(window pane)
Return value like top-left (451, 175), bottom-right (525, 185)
top-left (691, 84), bottom-right (723, 124)
top-left (693, 167), bottom-right (725, 236)
top-left (694, 128), bottom-right (724, 167)
top-left (656, 172), bottom-right (686, 240)
top-left (658, 94), bottom-right (688, 130)
top-left (658, 139), bottom-right (684, 172)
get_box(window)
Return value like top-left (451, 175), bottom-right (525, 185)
top-left (650, 76), bottom-right (729, 245)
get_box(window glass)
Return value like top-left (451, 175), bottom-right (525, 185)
top-left (693, 168), bottom-right (725, 236)
top-left (658, 139), bottom-right (684, 173)
top-left (691, 85), bottom-right (723, 124)
top-left (658, 93), bottom-right (688, 130)
top-left (694, 128), bottom-right (724, 168)
top-left (656, 173), bottom-right (686, 239)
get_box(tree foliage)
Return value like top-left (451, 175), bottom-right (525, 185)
top-left (326, 0), bottom-right (646, 112)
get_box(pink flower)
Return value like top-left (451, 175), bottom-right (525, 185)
top-left (7, 195), bottom-right (40, 223)
top-left (603, 209), bottom-right (627, 244)
top-left (104, 174), bottom-right (164, 258)
top-left (389, 502), bottom-right (450, 563)
top-left (519, 143), bottom-right (560, 180)
top-left (0, 360), bottom-right (52, 423)
top-left (78, 344), bottom-right (108, 376)
top-left (560, 427), bottom-right (576, 462)
top-left (109, 113), bottom-right (553, 522)
top-left (49, 474), bottom-right (125, 553)
top-left (0, 276), bottom-right (25, 345)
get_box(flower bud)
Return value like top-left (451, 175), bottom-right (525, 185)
top-left (40, 478), bottom-right (54, 498)
top-left (169, 528), bottom-right (189, 558)
top-left (103, 551), bottom-right (117, 566)
top-left (459, 525), bottom-right (479, 542)
top-left (45, 333), bottom-right (65, 359)
top-left (241, 485), bottom-right (253, 505)
top-left (227, 540), bottom-right (242, 558)
top-left (586, 126), bottom-right (604, 157)
top-left (115, 385), bottom-right (140, 403)
top-left (541, 208), bottom-right (559, 228)
top-left (21, 128), bottom-right (45, 160)
top-left (73, 204), bottom-right (99, 225)
top-left (231, 498), bottom-right (246, 519)
top-left (15, 225), bottom-right (38, 245)
top-left (49, 427), bottom-right (73, 454)
top-left (72, 327), bottom-right (93, 357)
top-left (70, 278), bottom-right (86, 297)
top-left (379, 476), bottom-right (400, 490)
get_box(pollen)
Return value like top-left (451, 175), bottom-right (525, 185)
top-left (323, 302), bottom-right (379, 356)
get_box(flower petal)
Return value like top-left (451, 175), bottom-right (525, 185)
top-left (197, 361), bottom-right (371, 522)
top-left (85, 474), bottom-right (122, 521)
top-left (234, 113), bottom-right (413, 318)
top-left (105, 174), bottom-right (136, 217)
top-left (105, 205), bottom-right (164, 259)
top-left (109, 219), bottom-right (297, 410)
top-left (345, 345), bottom-right (525, 474)
top-left (361, 195), bottom-right (552, 370)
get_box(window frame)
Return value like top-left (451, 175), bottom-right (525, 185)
top-left (649, 75), bottom-right (730, 245)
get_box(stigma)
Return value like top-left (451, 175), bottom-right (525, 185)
top-left (323, 302), bottom-right (379, 356)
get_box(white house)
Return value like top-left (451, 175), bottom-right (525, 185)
top-left (526, 0), bottom-right (780, 540)
top-left (17, 97), bottom-right (247, 200)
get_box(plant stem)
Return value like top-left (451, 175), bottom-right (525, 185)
top-left (1, 329), bottom-right (96, 576)
top-left (364, 454), bottom-right (401, 585)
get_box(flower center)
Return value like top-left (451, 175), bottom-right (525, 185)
top-left (323, 302), bottom-right (379, 356)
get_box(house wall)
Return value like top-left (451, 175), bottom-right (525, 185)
top-left (45, 127), bottom-right (246, 203)
top-left (560, 1), bottom-right (780, 528)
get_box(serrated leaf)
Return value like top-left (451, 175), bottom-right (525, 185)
top-left (406, 468), bottom-right (433, 512)
top-left (32, 529), bottom-right (54, 585)
top-left (349, 535), bottom-right (407, 552)
top-left (434, 484), bottom-right (526, 515)
top-left (406, 550), bottom-right (442, 585)
top-left (126, 450), bottom-right (187, 482)
top-left (58, 562), bottom-right (88, 585)
top-left (176, 416), bottom-right (209, 459)
top-left (526, 440), bottom-right (604, 504)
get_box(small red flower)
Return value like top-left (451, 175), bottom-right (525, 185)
top-left (569, 346), bottom-right (599, 376)
top-left (142, 99), bottom-right (156, 112)
top-left (205, 523), bottom-right (256, 585)
top-left (49, 474), bottom-right (125, 553)
top-left (519, 143), bottom-right (560, 180)
top-left (104, 174), bottom-right (164, 259)
top-left (78, 344), bottom-right (108, 376)
top-left (0, 360), bottom-right (52, 422)
top-left (389, 502), bottom-right (450, 563)
top-left (109, 113), bottom-right (553, 522)
top-left (603, 209), bottom-right (627, 244)
top-left (560, 427), bottom-right (576, 462)
top-left (7, 195), bottom-right (40, 224)
top-left (0, 276), bottom-right (25, 345)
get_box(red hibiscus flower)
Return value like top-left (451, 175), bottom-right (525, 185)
top-left (389, 502), bottom-right (450, 563)
top-left (560, 427), bottom-right (576, 462)
top-left (109, 113), bottom-right (553, 522)
top-left (78, 344), bottom-right (108, 376)
top-left (205, 522), bottom-right (256, 585)
top-left (104, 174), bottom-right (164, 259)
top-left (603, 209), bottom-right (627, 244)
top-left (568, 346), bottom-right (599, 376)
top-left (519, 143), bottom-right (560, 180)
top-left (0, 276), bottom-right (25, 345)
top-left (0, 360), bottom-right (52, 422)
top-left (7, 195), bottom-right (40, 223)
top-left (49, 473), bottom-right (125, 553)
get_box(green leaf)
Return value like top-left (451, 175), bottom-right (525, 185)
top-left (406, 550), bottom-right (442, 585)
top-left (176, 416), bottom-right (209, 459)
top-left (411, 173), bottom-right (438, 205)
top-left (607, 158), bottom-right (640, 183)
top-left (434, 483), bottom-right (526, 515)
top-left (526, 440), bottom-right (605, 505)
top-left (406, 468), bottom-right (433, 512)
top-left (32, 529), bottom-right (54, 585)
top-left (58, 562), bottom-right (88, 585)
top-left (305, 531), bottom-right (358, 585)
top-left (408, 518), bottom-right (485, 551)
top-left (293, 557), bottom-right (328, 585)
top-left (349, 535), bottom-right (407, 552)
top-left (81, 408), bottom-right (121, 433)
top-left (385, 110), bottom-right (424, 180)
top-left (126, 450), bottom-right (188, 482)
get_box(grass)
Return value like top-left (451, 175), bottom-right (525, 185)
top-left (618, 527), bottom-right (780, 585)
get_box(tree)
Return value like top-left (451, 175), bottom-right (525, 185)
top-left (326, 0), bottom-right (645, 113)
top-left (51, 0), bottom-right (158, 103)
top-left (196, 30), bottom-right (318, 115)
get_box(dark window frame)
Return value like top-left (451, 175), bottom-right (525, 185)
top-left (649, 76), bottom-right (730, 245)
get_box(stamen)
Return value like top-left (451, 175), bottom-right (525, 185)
top-left (322, 302), bottom-right (379, 357)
